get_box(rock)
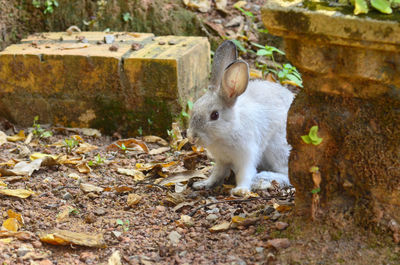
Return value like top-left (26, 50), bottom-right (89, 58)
top-left (225, 16), bottom-right (243, 27)
top-left (62, 192), bottom-right (73, 200)
top-left (255, 247), bottom-right (264, 254)
top-left (17, 246), bottom-right (32, 257)
top-left (168, 231), bottom-right (181, 245)
top-left (104, 34), bottom-right (115, 44)
top-left (94, 208), bottom-right (107, 216)
top-left (206, 214), bottom-right (219, 221)
top-left (275, 221), bottom-right (289, 230)
top-left (266, 238), bottom-right (290, 250)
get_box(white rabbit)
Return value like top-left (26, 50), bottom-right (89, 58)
top-left (187, 40), bottom-right (294, 196)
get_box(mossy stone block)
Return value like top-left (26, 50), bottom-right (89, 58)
top-left (0, 32), bottom-right (210, 136)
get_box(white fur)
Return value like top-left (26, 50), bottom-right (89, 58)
top-left (188, 78), bottom-right (294, 195)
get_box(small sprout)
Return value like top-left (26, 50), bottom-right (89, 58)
top-left (32, 116), bottom-right (53, 139)
top-left (88, 154), bottom-right (105, 167)
top-left (115, 143), bottom-right (127, 152)
top-left (187, 100), bottom-right (194, 110)
top-left (309, 166), bottom-right (319, 173)
top-left (181, 111), bottom-right (190, 118)
top-left (137, 127), bottom-right (143, 136)
top-left (116, 219), bottom-right (130, 232)
top-left (63, 137), bottom-right (79, 154)
top-left (301, 126), bottom-right (323, 145)
top-left (311, 188), bottom-right (321, 194)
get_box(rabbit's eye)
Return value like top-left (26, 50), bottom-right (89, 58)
top-left (210, 110), bottom-right (219, 121)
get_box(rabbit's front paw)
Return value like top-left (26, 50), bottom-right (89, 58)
top-left (192, 179), bottom-right (214, 190)
top-left (231, 186), bottom-right (251, 197)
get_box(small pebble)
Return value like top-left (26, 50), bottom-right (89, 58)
top-left (131, 43), bottom-right (143, 51)
top-left (168, 40), bottom-right (177, 45)
top-left (104, 34), bottom-right (115, 44)
top-left (275, 221), bottom-right (289, 230)
top-left (206, 214), bottom-right (219, 221)
top-left (158, 41), bottom-right (166, 45)
top-left (109, 44), bottom-right (119, 51)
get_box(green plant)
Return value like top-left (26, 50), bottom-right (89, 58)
top-left (32, 0), bottom-right (59, 14)
top-left (63, 137), bottom-right (79, 154)
top-left (137, 127), bottom-right (143, 136)
top-left (275, 63), bottom-right (303, 87)
top-left (122, 12), bottom-right (132, 22)
top-left (346, 0), bottom-right (400, 14)
top-left (116, 219), bottom-right (130, 231)
top-left (115, 143), bottom-right (127, 152)
top-left (32, 116), bottom-right (53, 139)
top-left (88, 154), bottom-right (105, 167)
top-left (301, 125), bottom-right (323, 146)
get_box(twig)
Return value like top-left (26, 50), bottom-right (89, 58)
top-left (135, 182), bottom-right (169, 191)
top-left (187, 197), bottom-right (262, 217)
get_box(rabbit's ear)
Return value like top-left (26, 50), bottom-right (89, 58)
top-left (219, 60), bottom-right (249, 106)
top-left (209, 40), bottom-right (238, 90)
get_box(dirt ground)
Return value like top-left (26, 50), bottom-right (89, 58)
top-left (0, 119), bottom-right (399, 265)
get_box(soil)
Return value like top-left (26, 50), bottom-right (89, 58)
top-left (0, 121), bottom-right (399, 265)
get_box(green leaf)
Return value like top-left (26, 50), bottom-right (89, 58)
top-left (251, 42), bottom-right (266, 49)
top-left (230, 39), bottom-right (247, 53)
top-left (311, 188), bottom-right (321, 194)
top-left (354, 0), bottom-right (369, 14)
top-left (256, 49), bottom-right (272, 56)
top-left (187, 100), bottom-right (194, 110)
top-left (116, 219), bottom-right (124, 225)
top-left (257, 28), bottom-right (269, 34)
top-left (310, 166), bottom-right (319, 173)
top-left (40, 131), bottom-right (53, 138)
top-left (301, 135), bottom-right (312, 144)
top-left (371, 0), bottom-right (392, 13)
top-left (181, 111), bottom-right (189, 118)
top-left (302, 126), bottom-right (323, 145)
top-left (34, 116), bottom-right (39, 121)
top-left (308, 126), bottom-right (323, 145)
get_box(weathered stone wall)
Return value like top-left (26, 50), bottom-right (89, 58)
top-left (263, 0), bottom-right (400, 228)
top-left (0, 0), bottom-right (205, 51)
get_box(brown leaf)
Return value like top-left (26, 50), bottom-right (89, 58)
top-left (77, 162), bottom-right (91, 174)
top-left (80, 183), bottom-right (104, 193)
top-left (159, 170), bottom-right (207, 186)
top-left (127, 193), bottom-right (142, 207)
top-left (39, 229), bottom-right (105, 247)
top-left (117, 168), bottom-right (146, 181)
top-left (0, 159), bottom-right (43, 176)
top-left (107, 138), bottom-right (149, 153)
top-left (0, 230), bottom-right (35, 240)
top-left (108, 250), bottom-right (122, 265)
top-left (75, 142), bottom-right (98, 154)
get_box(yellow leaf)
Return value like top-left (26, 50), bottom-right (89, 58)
top-left (71, 135), bottom-right (84, 143)
top-left (2, 218), bottom-right (19, 232)
top-left (57, 155), bottom-right (82, 165)
top-left (0, 159), bottom-right (19, 167)
top-left (0, 238), bottom-right (13, 243)
top-left (0, 189), bottom-right (35, 198)
top-left (135, 161), bottom-right (178, 171)
top-left (30, 152), bottom-right (58, 161)
top-left (281, 80), bottom-right (301, 87)
top-left (273, 203), bottom-right (292, 213)
top-left (250, 69), bottom-right (263, 79)
top-left (231, 216), bottom-right (246, 223)
top-left (117, 168), bottom-right (146, 181)
top-left (177, 138), bottom-right (189, 151)
top-left (127, 193), bottom-right (142, 207)
top-left (7, 209), bottom-right (23, 225)
top-left (6, 130), bottom-right (26, 142)
top-left (39, 229), bottom-right (106, 247)
top-left (0, 180), bottom-right (7, 187)
top-left (209, 221), bottom-right (231, 232)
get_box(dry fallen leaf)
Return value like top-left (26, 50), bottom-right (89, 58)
top-left (0, 238), bottom-right (13, 243)
top-left (0, 131), bottom-right (7, 146)
top-left (56, 206), bottom-right (74, 222)
top-left (0, 230), bottom-right (34, 240)
top-left (176, 215), bottom-right (194, 228)
top-left (183, 0), bottom-right (211, 12)
top-left (149, 146), bottom-right (170, 155)
top-left (2, 218), bottom-right (20, 232)
top-left (273, 202), bottom-right (293, 213)
top-left (29, 152), bottom-right (58, 161)
top-left (209, 221), bottom-right (231, 233)
top-left (158, 170), bottom-right (207, 186)
top-left (143, 135), bottom-right (168, 146)
top-left (39, 229), bottom-right (105, 247)
top-left (0, 189), bottom-right (35, 199)
top-left (215, 0), bottom-right (227, 11)
top-left (266, 238), bottom-right (291, 250)
top-left (117, 168), bottom-right (146, 181)
top-left (57, 155), bottom-right (83, 165)
top-left (76, 162), bottom-right (91, 174)
top-left (6, 130), bottom-right (25, 142)
top-left (231, 216), bottom-right (259, 227)
top-left (163, 192), bottom-right (185, 206)
top-left (108, 250), bottom-right (122, 265)
top-left (127, 193), bottom-right (142, 207)
top-left (107, 138), bottom-right (149, 153)
top-left (80, 183), bottom-right (104, 193)
top-left (0, 158), bottom-right (43, 176)
top-left (75, 142), bottom-right (98, 154)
